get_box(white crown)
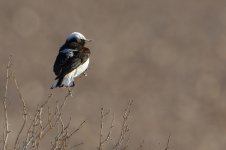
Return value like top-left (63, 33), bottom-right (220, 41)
top-left (66, 32), bottom-right (92, 42)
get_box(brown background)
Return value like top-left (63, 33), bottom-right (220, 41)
top-left (1, 0), bottom-right (226, 149)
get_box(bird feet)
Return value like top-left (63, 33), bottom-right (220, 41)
top-left (83, 69), bottom-right (88, 76)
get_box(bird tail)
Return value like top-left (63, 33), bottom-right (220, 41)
top-left (51, 74), bottom-right (75, 89)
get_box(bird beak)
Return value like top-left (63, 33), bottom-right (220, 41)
top-left (85, 39), bottom-right (94, 42)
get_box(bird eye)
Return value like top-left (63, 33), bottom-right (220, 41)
top-left (80, 39), bottom-right (85, 46)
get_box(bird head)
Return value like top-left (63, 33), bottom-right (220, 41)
top-left (66, 32), bottom-right (92, 47)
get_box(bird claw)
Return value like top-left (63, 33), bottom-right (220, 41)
top-left (83, 71), bottom-right (88, 76)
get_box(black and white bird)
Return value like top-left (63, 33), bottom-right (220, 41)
top-left (51, 32), bottom-right (92, 89)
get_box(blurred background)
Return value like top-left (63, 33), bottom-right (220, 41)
top-left (0, 0), bottom-right (226, 149)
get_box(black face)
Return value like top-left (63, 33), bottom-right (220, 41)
top-left (65, 38), bottom-right (86, 50)
top-left (80, 39), bottom-right (86, 47)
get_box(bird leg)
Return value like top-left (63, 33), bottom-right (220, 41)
top-left (67, 87), bottom-right (73, 97)
top-left (83, 69), bottom-right (88, 77)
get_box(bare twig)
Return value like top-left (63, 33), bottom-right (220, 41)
top-left (22, 89), bottom-right (76, 150)
top-left (98, 107), bottom-right (114, 150)
top-left (113, 100), bottom-right (133, 150)
top-left (121, 133), bottom-right (131, 150)
top-left (22, 93), bottom-right (53, 150)
top-left (39, 90), bottom-right (70, 140)
top-left (98, 108), bottom-right (104, 150)
top-left (68, 142), bottom-right (84, 150)
top-left (13, 74), bottom-right (28, 150)
top-left (164, 134), bottom-right (171, 150)
top-left (67, 119), bottom-right (86, 139)
top-left (2, 56), bottom-right (12, 150)
top-left (51, 118), bottom-right (86, 150)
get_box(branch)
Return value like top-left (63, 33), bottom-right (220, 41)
top-left (67, 119), bottom-right (87, 139)
top-left (68, 142), bottom-right (84, 150)
top-left (22, 93), bottom-right (53, 150)
top-left (50, 118), bottom-right (86, 150)
top-left (164, 134), bottom-right (171, 150)
top-left (98, 108), bottom-right (114, 150)
top-left (113, 100), bottom-right (133, 150)
top-left (2, 56), bottom-right (12, 150)
top-left (39, 90), bottom-right (70, 140)
top-left (22, 89), bottom-right (72, 149)
top-left (13, 74), bottom-right (28, 150)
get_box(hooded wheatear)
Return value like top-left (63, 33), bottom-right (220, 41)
top-left (51, 32), bottom-right (92, 89)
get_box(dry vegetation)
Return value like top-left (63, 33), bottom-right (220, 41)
top-left (1, 57), bottom-right (170, 150)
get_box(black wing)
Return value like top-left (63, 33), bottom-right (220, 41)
top-left (79, 47), bottom-right (90, 63)
top-left (53, 50), bottom-right (82, 78)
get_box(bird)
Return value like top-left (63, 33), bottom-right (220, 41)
top-left (51, 32), bottom-right (92, 89)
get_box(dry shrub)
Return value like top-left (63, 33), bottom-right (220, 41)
top-left (1, 57), bottom-right (170, 150)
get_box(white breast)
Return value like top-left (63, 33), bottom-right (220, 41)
top-left (73, 58), bottom-right (90, 78)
